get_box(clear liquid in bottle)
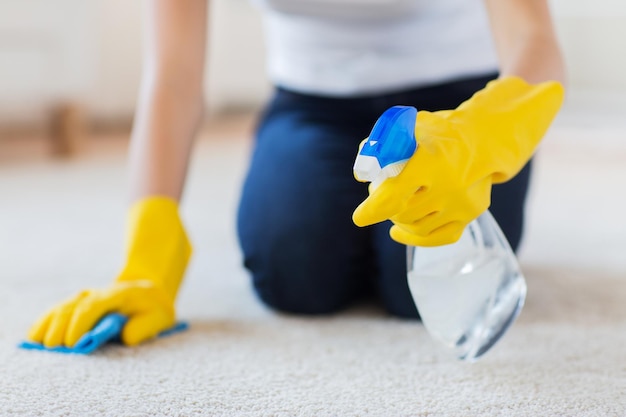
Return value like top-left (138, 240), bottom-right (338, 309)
top-left (407, 211), bottom-right (527, 361)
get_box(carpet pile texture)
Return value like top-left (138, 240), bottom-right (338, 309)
top-left (1, 105), bottom-right (624, 416)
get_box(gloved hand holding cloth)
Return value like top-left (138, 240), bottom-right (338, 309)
top-left (352, 76), bottom-right (565, 247)
top-left (27, 197), bottom-right (192, 348)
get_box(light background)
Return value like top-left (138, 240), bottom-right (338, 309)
top-left (0, 0), bottom-right (625, 126)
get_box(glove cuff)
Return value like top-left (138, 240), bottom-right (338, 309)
top-left (115, 196), bottom-right (192, 301)
top-left (446, 76), bottom-right (565, 182)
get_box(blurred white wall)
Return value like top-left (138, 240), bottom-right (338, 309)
top-left (0, 0), bottom-right (269, 126)
top-left (0, 0), bottom-right (98, 124)
top-left (0, 0), bottom-right (624, 126)
top-left (552, 0), bottom-right (626, 91)
top-left (90, 0), bottom-right (270, 121)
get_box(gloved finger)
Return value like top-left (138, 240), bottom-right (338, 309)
top-left (64, 291), bottom-right (122, 347)
top-left (389, 188), bottom-right (437, 225)
top-left (353, 181), bottom-right (415, 227)
top-left (27, 309), bottom-right (55, 343)
top-left (394, 211), bottom-right (445, 237)
top-left (28, 291), bottom-right (89, 343)
top-left (391, 208), bottom-right (435, 226)
top-left (121, 309), bottom-right (174, 346)
top-left (390, 221), bottom-right (465, 247)
top-left (42, 296), bottom-right (84, 348)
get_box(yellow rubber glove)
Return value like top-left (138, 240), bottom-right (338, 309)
top-left (353, 76), bottom-right (565, 246)
top-left (27, 197), bottom-right (192, 347)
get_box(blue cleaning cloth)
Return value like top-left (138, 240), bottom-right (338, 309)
top-left (18, 313), bottom-right (188, 354)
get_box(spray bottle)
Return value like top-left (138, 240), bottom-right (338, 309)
top-left (354, 106), bottom-right (527, 361)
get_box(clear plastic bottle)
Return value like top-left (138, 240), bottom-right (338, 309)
top-left (354, 106), bottom-right (527, 361)
top-left (407, 211), bottom-right (526, 361)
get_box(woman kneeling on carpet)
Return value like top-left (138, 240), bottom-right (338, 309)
top-left (27, 0), bottom-right (565, 348)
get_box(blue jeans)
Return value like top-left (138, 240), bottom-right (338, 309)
top-left (237, 74), bottom-right (532, 318)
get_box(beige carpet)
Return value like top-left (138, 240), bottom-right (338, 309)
top-left (1, 104), bottom-right (625, 416)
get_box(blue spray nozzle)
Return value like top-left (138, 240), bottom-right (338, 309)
top-left (353, 106), bottom-right (418, 185)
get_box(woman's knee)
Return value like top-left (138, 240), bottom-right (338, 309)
top-left (251, 270), bottom-right (355, 315)
top-left (238, 209), bottom-right (369, 315)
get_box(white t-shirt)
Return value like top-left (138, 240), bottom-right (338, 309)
top-left (251, 0), bottom-right (499, 96)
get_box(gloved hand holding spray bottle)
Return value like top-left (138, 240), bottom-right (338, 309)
top-left (352, 77), bottom-right (564, 361)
